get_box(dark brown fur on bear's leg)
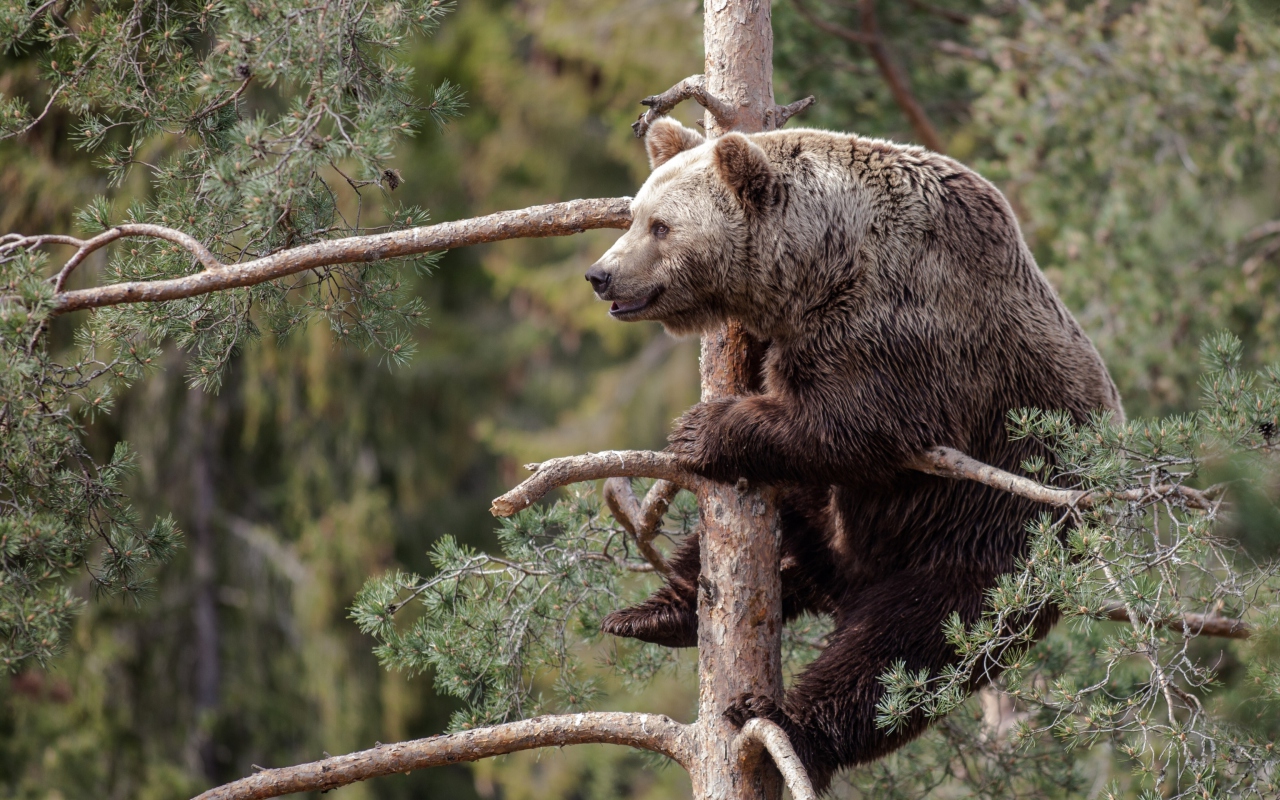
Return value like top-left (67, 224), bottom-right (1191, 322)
top-left (725, 569), bottom-right (1017, 794)
top-left (602, 488), bottom-right (835, 648)
top-left (600, 534), bottom-right (701, 648)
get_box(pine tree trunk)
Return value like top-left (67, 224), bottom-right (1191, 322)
top-left (690, 4), bottom-right (785, 799)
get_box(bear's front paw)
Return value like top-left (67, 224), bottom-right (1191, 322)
top-left (724, 693), bottom-right (787, 729)
top-left (667, 399), bottom-right (738, 480)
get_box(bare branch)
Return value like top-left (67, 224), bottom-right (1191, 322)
top-left (602, 477), bottom-right (679, 576)
top-left (790, 0), bottom-right (875, 45)
top-left (1, 83), bottom-right (64, 142)
top-left (632, 75), bottom-right (737, 138)
top-left (194, 712), bottom-right (694, 800)
top-left (27, 198), bottom-right (631, 314)
top-left (190, 75), bottom-right (253, 125)
top-left (492, 451), bottom-right (700, 518)
top-left (904, 0), bottom-right (970, 25)
top-left (909, 447), bottom-right (1214, 511)
top-left (1242, 219), bottom-right (1280, 244)
top-left (856, 0), bottom-right (946, 153)
top-left (1102, 602), bottom-right (1252, 640)
top-left (933, 39), bottom-right (990, 61)
top-left (910, 447), bottom-right (1081, 506)
top-left (770, 95), bottom-right (818, 129)
top-left (736, 719), bottom-right (818, 800)
top-left (791, 0), bottom-right (946, 152)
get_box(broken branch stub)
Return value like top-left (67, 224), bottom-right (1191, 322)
top-left (631, 75), bottom-right (816, 138)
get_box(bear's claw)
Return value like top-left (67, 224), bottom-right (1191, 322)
top-left (666, 398), bottom-right (738, 479)
top-left (724, 692), bottom-right (786, 728)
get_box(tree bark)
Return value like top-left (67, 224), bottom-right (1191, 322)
top-left (33, 198), bottom-right (631, 314)
top-left (193, 713), bottom-right (694, 800)
top-left (690, 5), bottom-right (786, 800)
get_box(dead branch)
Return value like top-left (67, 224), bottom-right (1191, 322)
top-left (603, 477), bottom-right (680, 576)
top-left (194, 712), bottom-right (693, 800)
top-left (904, 0), bottom-right (970, 25)
top-left (632, 75), bottom-right (738, 137)
top-left (1243, 219), bottom-right (1280, 244)
top-left (910, 446), bottom-right (1214, 511)
top-left (790, 0), bottom-right (946, 152)
top-left (491, 450), bottom-right (700, 518)
top-left (770, 95), bottom-right (818, 129)
top-left (933, 39), bottom-right (990, 61)
top-left (735, 719), bottom-right (818, 800)
top-left (1102, 602), bottom-right (1252, 640)
top-left (6, 198), bottom-right (631, 314)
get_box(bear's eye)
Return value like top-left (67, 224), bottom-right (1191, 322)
top-left (650, 221), bottom-right (670, 240)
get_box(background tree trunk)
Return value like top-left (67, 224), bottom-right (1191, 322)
top-left (691, 4), bottom-right (786, 799)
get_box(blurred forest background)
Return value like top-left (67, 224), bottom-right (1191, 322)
top-left (2, 0), bottom-right (1280, 797)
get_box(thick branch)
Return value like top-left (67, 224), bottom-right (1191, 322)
top-left (491, 450), bottom-right (699, 518)
top-left (194, 712), bottom-right (693, 800)
top-left (1103, 602), bottom-right (1252, 640)
top-left (632, 75), bottom-right (737, 137)
top-left (28, 198), bottom-right (630, 314)
top-left (735, 719), bottom-right (818, 800)
top-left (909, 447), bottom-right (1214, 511)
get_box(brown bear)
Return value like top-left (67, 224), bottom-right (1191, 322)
top-left (586, 117), bottom-right (1122, 791)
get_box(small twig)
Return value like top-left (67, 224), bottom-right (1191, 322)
top-left (735, 718), bottom-right (817, 800)
top-left (632, 75), bottom-right (737, 138)
top-left (491, 451), bottom-right (700, 518)
top-left (1102, 602), bottom-right (1252, 640)
top-left (933, 39), bottom-right (990, 61)
top-left (1, 83), bottom-right (64, 142)
top-left (193, 712), bottom-right (693, 800)
top-left (190, 75), bottom-right (253, 125)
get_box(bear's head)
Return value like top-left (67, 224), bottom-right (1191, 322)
top-left (585, 117), bottom-right (781, 336)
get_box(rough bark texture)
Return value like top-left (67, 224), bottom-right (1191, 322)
top-left (692, 4), bottom-right (786, 799)
top-left (192, 713), bottom-right (693, 800)
top-left (736, 719), bottom-right (818, 800)
top-left (490, 450), bottom-right (701, 517)
top-left (50, 198), bottom-right (631, 313)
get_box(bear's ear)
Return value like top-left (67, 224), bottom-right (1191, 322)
top-left (646, 118), bottom-right (706, 169)
top-left (713, 133), bottom-right (776, 211)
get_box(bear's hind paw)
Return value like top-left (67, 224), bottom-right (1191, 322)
top-left (601, 600), bottom-right (697, 649)
top-left (724, 693), bottom-right (787, 729)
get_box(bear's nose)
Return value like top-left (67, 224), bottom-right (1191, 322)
top-left (585, 264), bottom-right (612, 295)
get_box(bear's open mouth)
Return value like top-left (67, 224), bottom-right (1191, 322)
top-left (609, 288), bottom-right (663, 319)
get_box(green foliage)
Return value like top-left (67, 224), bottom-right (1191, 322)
top-left (352, 483), bottom-right (697, 732)
top-left (968, 0), bottom-right (1280, 413)
top-left (0, 0), bottom-right (464, 676)
top-left (873, 336), bottom-right (1280, 800)
top-left (0, 250), bottom-right (179, 670)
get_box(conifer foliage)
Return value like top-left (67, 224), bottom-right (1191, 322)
top-left (0, 0), bottom-right (461, 672)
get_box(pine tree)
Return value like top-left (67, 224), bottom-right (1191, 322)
top-left (3, 1), bottom-right (1279, 799)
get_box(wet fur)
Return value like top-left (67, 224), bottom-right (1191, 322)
top-left (594, 119), bottom-right (1122, 792)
